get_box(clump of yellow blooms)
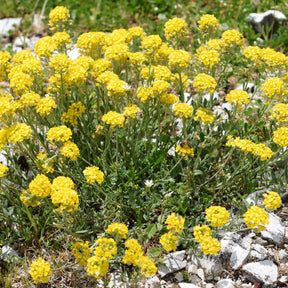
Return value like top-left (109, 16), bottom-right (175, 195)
top-left (273, 127), bottom-right (288, 147)
top-left (83, 166), bottom-right (104, 184)
top-left (205, 206), bottom-right (230, 227)
top-left (263, 191), bottom-right (282, 210)
top-left (176, 143), bottom-right (194, 159)
top-left (161, 93), bottom-right (179, 105)
top-left (35, 152), bottom-right (54, 174)
top-left (20, 189), bottom-right (41, 207)
top-left (173, 103), bottom-right (194, 118)
top-left (107, 223), bottom-right (129, 240)
top-left (141, 35), bottom-right (162, 54)
top-left (196, 48), bottom-right (220, 69)
top-left (226, 136), bottom-right (274, 161)
top-left (61, 102), bottom-right (85, 126)
top-left (261, 77), bottom-right (286, 100)
top-left (243, 206), bottom-right (269, 232)
top-left (48, 6), bottom-right (71, 32)
top-left (71, 241), bottom-right (92, 267)
top-left (270, 103), bottom-right (288, 123)
top-left (160, 231), bottom-right (179, 252)
top-left (168, 50), bottom-right (191, 71)
top-left (29, 258), bottom-right (52, 283)
top-left (226, 90), bottom-right (250, 107)
top-left (164, 17), bottom-right (188, 40)
top-left (221, 29), bottom-right (244, 49)
top-left (199, 236), bottom-right (221, 255)
top-left (94, 237), bottom-right (117, 259)
top-left (29, 174), bottom-right (51, 198)
top-left (193, 73), bottom-right (217, 94)
top-left (35, 96), bottom-right (57, 116)
top-left (197, 14), bottom-right (219, 35)
top-left (87, 256), bottom-right (109, 279)
top-left (137, 87), bottom-right (155, 103)
top-left (46, 125), bottom-right (72, 143)
top-left (60, 141), bottom-right (80, 161)
top-left (194, 107), bottom-right (215, 124)
top-left (193, 224), bottom-right (212, 243)
top-left (102, 111), bottom-right (125, 128)
top-left (123, 104), bottom-right (141, 118)
top-left (0, 164), bottom-right (8, 177)
top-left (51, 186), bottom-right (79, 212)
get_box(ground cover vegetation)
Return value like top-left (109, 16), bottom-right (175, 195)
top-left (0, 2), bottom-right (288, 287)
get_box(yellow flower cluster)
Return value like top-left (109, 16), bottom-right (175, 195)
top-left (102, 111), bottom-right (125, 128)
top-left (173, 103), bottom-right (194, 118)
top-left (20, 189), bottom-right (40, 207)
top-left (35, 152), bottom-right (54, 174)
top-left (152, 80), bottom-right (170, 96)
top-left (226, 90), bottom-right (250, 106)
top-left (197, 14), bottom-right (219, 35)
top-left (60, 141), bottom-right (80, 161)
top-left (196, 48), bottom-right (220, 69)
top-left (161, 93), bottom-right (179, 105)
top-left (94, 237), bottom-right (117, 259)
top-left (34, 36), bottom-right (56, 59)
top-left (137, 87), bottom-right (154, 103)
top-left (168, 50), bottom-right (191, 71)
top-left (128, 26), bottom-right (146, 41)
top-left (270, 103), bottom-right (288, 123)
top-left (52, 31), bottom-right (71, 52)
top-left (193, 224), bottom-right (220, 255)
top-left (160, 213), bottom-right (185, 252)
top-left (243, 206), bottom-right (269, 232)
top-left (194, 107), bottom-right (214, 124)
top-left (273, 127), bottom-right (288, 147)
top-left (29, 174), bottom-right (51, 198)
top-left (61, 102), bottom-right (85, 126)
top-left (141, 35), bottom-right (162, 54)
top-left (0, 163), bottom-right (8, 177)
top-left (122, 239), bottom-right (144, 265)
top-left (87, 256), bottom-right (109, 279)
top-left (29, 257), bottom-right (52, 283)
top-left (105, 43), bottom-right (129, 62)
top-left (123, 104), bottom-right (140, 118)
top-left (164, 17), bottom-right (188, 40)
top-left (35, 96), bottom-right (57, 116)
top-left (71, 241), bottom-right (92, 267)
top-left (261, 77), bottom-right (286, 100)
top-left (263, 191), bottom-right (282, 210)
top-left (226, 136), bottom-right (274, 161)
top-left (51, 176), bottom-right (79, 212)
top-left (193, 73), bottom-right (217, 94)
top-left (91, 58), bottom-right (111, 78)
top-left (48, 6), bottom-right (71, 32)
top-left (0, 51), bottom-right (11, 81)
top-left (107, 223), bottom-right (129, 240)
top-left (205, 206), bottom-right (230, 227)
top-left (46, 125), bottom-right (72, 142)
top-left (83, 166), bottom-right (104, 184)
top-left (176, 143), bottom-right (194, 159)
top-left (221, 29), bottom-right (244, 49)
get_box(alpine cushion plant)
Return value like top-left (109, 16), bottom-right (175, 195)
top-left (0, 5), bottom-right (287, 285)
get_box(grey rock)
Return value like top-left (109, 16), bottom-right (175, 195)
top-left (175, 272), bottom-right (184, 282)
top-left (32, 14), bottom-right (45, 34)
top-left (278, 249), bottom-right (288, 261)
top-left (243, 260), bottom-right (278, 286)
top-left (230, 244), bottom-right (250, 269)
top-left (189, 254), bottom-right (223, 281)
top-left (68, 44), bottom-right (81, 60)
top-left (187, 264), bottom-right (198, 275)
top-left (254, 237), bottom-right (268, 246)
top-left (279, 275), bottom-right (288, 283)
top-left (219, 239), bottom-right (236, 256)
top-left (205, 284), bottom-right (214, 288)
top-left (245, 189), bottom-right (268, 206)
top-left (215, 279), bottom-right (235, 288)
top-left (158, 257), bottom-right (187, 277)
top-left (1, 245), bottom-right (19, 260)
top-left (188, 275), bottom-right (202, 287)
top-left (179, 284), bottom-right (201, 288)
top-left (261, 213), bottom-right (285, 245)
top-left (145, 276), bottom-right (161, 288)
top-left (239, 233), bottom-right (255, 250)
top-left (251, 244), bottom-right (268, 256)
top-left (250, 250), bottom-right (267, 260)
top-left (0, 18), bottom-right (22, 42)
top-left (247, 10), bottom-right (287, 35)
top-left (167, 251), bottom-right (186, 262)
top-left (196, 269), bottom-right (205, 281)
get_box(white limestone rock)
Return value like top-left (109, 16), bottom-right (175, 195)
top-left (158, 253), bottom-right (187, 278)
top-left (1, 245), bottom-right (19, 260)
top-left (215, 279), bottom-right (235, 288)
top-left (0, 18), bottom-right (22, 43)
top-left (261, 213), bottom-right (285, 245)
top-left (145, 276), bottom-right (161, 288)
top-left (251, 243), bottom-right (268, 260)
top-left (230, 244), bottom-right (250, 270)
top-left (179, 284), bottom-right (201, 288)
top-left (242, 260), bottom-right (278, 287)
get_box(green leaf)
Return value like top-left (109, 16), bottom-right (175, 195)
top-left (146, 224), bottom-right (157, 239)
top-left (147, 247), bottom-right (162, 257)
top-left (193, 170), bottom-right (203, 176)
top-left (76, 230), bottom-right (89, 234)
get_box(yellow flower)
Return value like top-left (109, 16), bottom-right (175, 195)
top-left (0, 163), bottom-right (8, 177)
top-left (196, 48), bottom-right (220, 69)
top-left (165, 212), bottom-right (185, 234)
top-left (193, 73), bottom-right (217, 94)
top-left (34, 97), bottom-right (57, 116)
top-left (61, 102), bottom-right (85, 126)
top-left (141, 35), bottom-right (162, 54)
top-left (168, 50), bottom-right (191, 71)
top-left (29, 174), bottom-right (51, 198)
top-left (176, 144), bottom-right (194, 159)
top-left (221, 29), bottom-right (244, 49)
top-left (197, 14), bottom-right (219, 35)
top-left (194, 107), bottom-right (214, 124)
top-left (160, 231), bottom-right (179, 252)
top-left (102, 111), bottom-right (125, 128)
top-left (205, 206), bottom-right (230, 227)
top-left (137, 256), bottom-right (157, 277)
top-left (261, 77), bottom-right (286, 100)
top-left (199, 237), bottom-right (221, 255)
top-left (122, 239), bottom-right (144, 266)
top-left (61, 141), bottom-right (80, 161)
top-left (107, 223), bottom-right (129, 240)
top-left (173, 103), bottom-right (194, 118)
top-left (137, 87), bottom-right (154, 103)
top-left (29, 258), bottom-right (52, 283)
top-left (86, 256), bottom-right (109, 279)
top-left (46, 125), bottom-right (72, 142)
top-left (243, 206), bottom-right (269, 232)
top-left (193, 224), bottom-right (212, 243)
top-left (263, 191), bottom-right (282, 210)
top-left (51, 187), bottom-right (79, 212)
top-left (71, 241), bottom-right (91, 267)
top-left (226, 90), bottom-right (250, 107)
top-left (273, 127), bottom-right (288, 147)
top-left (83, 166), bottom-right (104, 184)
top-left (94, 238), bottom-right (117, 259)
top-left (270, 103), bottom-right (288, 123)
top-left (48, 6), bottom-right (71, 32)
top-left (20, 190), bottom-right (41, 207)
top-left (164, 17), bottom-right (188, 40)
